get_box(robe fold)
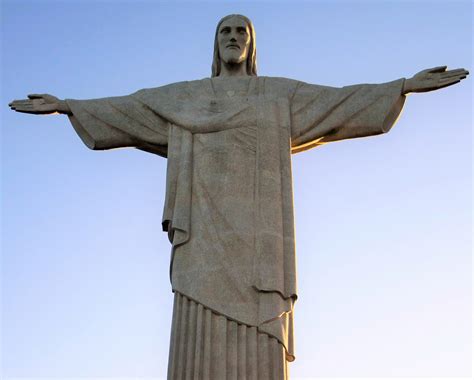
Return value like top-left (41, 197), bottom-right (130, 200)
top-left (66, 76), bottom-right (405, 362)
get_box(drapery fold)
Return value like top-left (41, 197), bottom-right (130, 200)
top-left (65, 76), bottom-right (406, 365)
top-left (168, 292), bottom-right (288, 380)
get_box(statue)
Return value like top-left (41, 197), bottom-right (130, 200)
top-left (9, 14), bottom-right (469, 380)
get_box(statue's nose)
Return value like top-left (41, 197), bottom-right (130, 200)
top-left (230, 36), bottom-right (237, 42)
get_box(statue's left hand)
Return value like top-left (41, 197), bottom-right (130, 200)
top-left (403, 66), bottom-right (469, 94)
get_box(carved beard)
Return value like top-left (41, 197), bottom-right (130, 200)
top-left (220, 48), bottom-right (247, 66)
top-left (225, 57), bottom-right (244, 65)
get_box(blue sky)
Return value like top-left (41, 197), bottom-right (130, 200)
top-left (1, 1), bottom-right (472, 378)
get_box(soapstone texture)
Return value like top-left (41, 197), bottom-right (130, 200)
top-left (8, 13), bottom-right (469, 380)
top-left (65, 75), bottom-right (406, 370)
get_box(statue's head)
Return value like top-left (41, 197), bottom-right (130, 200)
top-left (212, 14), bottom-right (257, 77)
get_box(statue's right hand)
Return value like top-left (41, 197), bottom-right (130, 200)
top-left (9, 94), bottom-right (63, 115)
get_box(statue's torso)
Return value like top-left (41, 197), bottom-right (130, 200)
top-left (172, 121), bottom-right (259, 323)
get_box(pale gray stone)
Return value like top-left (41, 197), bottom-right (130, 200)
top-left (8, 13), bottom-right (469, 379)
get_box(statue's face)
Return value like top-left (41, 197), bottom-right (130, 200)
top-left (217, 16), bottom-right (251, 65)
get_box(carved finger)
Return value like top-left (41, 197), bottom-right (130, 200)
top-left (440, 74), bottom-right (467, 83)
top-left (426, 65), bottom-right (447, 73)
top-left (12, 107), bottom-right (34, 113)
top-left (437, 79), bottom-right (461, 89)
top-left (444, 68), bottom-right (468, 74)
top-left (10, 99), bottom-right (30, 105)
top-left (440, 69), bottom-right (468, 79)
top-left (442, 68), bottom-right (466, 75)
top-left (440, 75), bottom-right (463, 82)
top-left (13, 108), bottom-right (38, 114)
top-left (11, 100), bottom-right (34, 105)
top-left (10, 103), bottom-right (31, 109)
top-left (27, 94), bottom-right (46, 99)
top-left (13, 104), bottom-right (35, 111)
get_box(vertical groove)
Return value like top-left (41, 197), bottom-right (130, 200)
top-left (176, 295), bottom-right (189, 380)
top-left (281, 341), bottom-right (288, 380)
top-left (167, 292), bottom-right (180, 380)
top-left (202, 308), bottom-right (212, 379)
top-left (269, 337), bottom-right (278, 380)
top-left (227, 320), bottom-right (238, 380)
top-left (211, 314), bottom-right (227, 379)
top-left (167, 292), bottom-right (289, 379)
top-left (184, 301), bottom-right (197, 379)
top-left (258, 332), bottom-right (269, 380)
top-left (237, 324), bottom-right (247, 379)
top-left (247, 326), bottom-right (258, 380)
top-left (275, 337), bottom-right (285, 380)
top-left (193, 303), bottom-right (204, 379)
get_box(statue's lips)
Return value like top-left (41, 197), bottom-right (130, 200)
top-left (226, 45), bottom-right (240, 50)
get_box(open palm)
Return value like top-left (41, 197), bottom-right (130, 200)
top-left (405, 66), bottom-right (469, 93)
top-left (9, 94), bottom-right (60, 115)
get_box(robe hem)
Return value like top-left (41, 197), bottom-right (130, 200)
top-left (171, 288), bottom-right (296, 362)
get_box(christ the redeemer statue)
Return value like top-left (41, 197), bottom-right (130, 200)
top-left (9, 14), bottom-right (468, 380)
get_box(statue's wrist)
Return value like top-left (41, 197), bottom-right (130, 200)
top-left (57, 100), bottom-right (72, 115)
top-left (402, 78), bottom-right (414, 94)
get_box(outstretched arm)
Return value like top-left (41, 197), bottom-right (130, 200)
top-left (9, 90), bottom-right (169, 156)
top-left (9, 94), bottom-right (72, 115)
top-left (290, 66), bottom-right (469, 153)
top-left (402, 66), bottom-right (469, 94)
top-left (290, 78), bottom-right (407, 152)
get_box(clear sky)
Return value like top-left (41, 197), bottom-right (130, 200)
top-left (1, 1), bottom-right (472, 379)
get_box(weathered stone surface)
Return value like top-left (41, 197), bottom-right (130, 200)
top-left (7, 13), bottom-right (469, 380)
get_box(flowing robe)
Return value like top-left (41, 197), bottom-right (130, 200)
top-left (65, 76), bottom-right (405, 363)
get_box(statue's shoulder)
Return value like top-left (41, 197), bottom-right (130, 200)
top-left (133, 77), bottom-right (304, 100)
top-left (133, 78), bottom-right (212, 100)
top-left (133, 80), bottom-right (190, 95)
top-left (258, 76), bottom-right (301, 97)
top-left (260, 76), bottom-right (299, 85)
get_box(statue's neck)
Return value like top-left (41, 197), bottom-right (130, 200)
top-left (219, 61), bottom-right (249, 77)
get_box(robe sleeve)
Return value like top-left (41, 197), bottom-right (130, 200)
top-left (290, 78), bottom-right (406, 153)
top-left (65, 89), bottom-right (169, 157)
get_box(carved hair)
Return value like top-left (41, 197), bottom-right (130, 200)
top-left (211, 14), bottom-right (257, 77)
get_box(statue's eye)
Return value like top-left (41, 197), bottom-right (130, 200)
top-left (220, 27), bottom-right (230, 34)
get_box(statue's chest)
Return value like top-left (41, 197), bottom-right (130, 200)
top-left (195, 124), bottom-right (257, 154)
